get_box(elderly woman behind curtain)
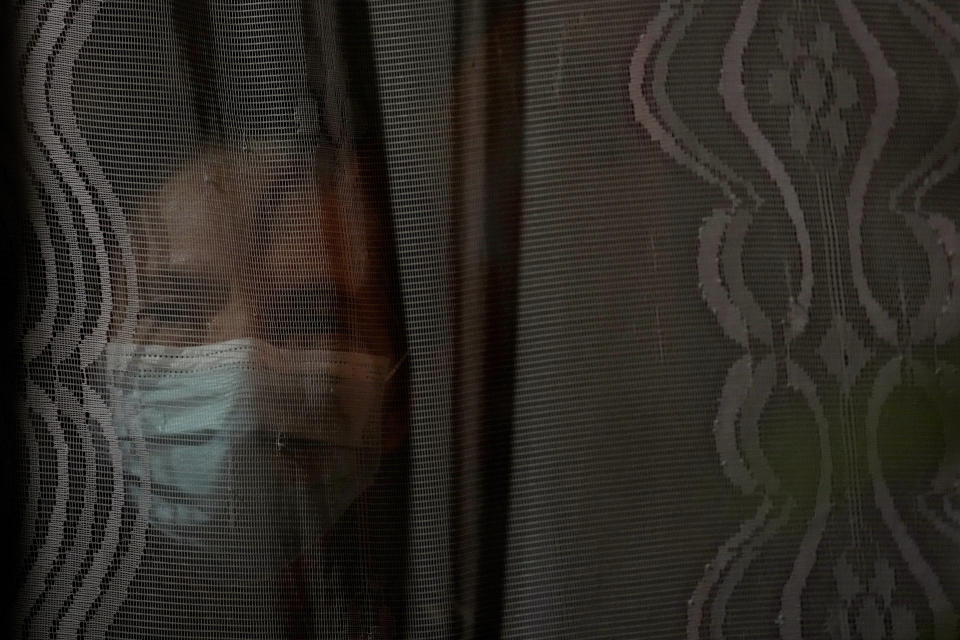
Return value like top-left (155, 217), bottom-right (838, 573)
top-left (102, 0), bottom-right (408, 637)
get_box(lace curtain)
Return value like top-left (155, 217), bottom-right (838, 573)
top-left (5, 0), bottom-right (960, 638)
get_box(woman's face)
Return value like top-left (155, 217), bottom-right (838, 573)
top-left (126, 146), bottom-right (396, 472)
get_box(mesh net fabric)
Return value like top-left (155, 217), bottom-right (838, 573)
top-left (14, 1), bottom-right (410, 637)
top-left (11, 1), bottom-right (960, 639)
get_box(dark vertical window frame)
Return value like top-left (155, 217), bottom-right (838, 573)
top-left (331, 1), bottom-right (414, 637)
top-left (170, 0), bottom-right (224, 146)
top-left (1, 0), bottom-right (27, 635)
top-left (450, 1), bottom-right (524, 637)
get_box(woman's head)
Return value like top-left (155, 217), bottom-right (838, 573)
top-left (112, 145), bottom-right (404, 547)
